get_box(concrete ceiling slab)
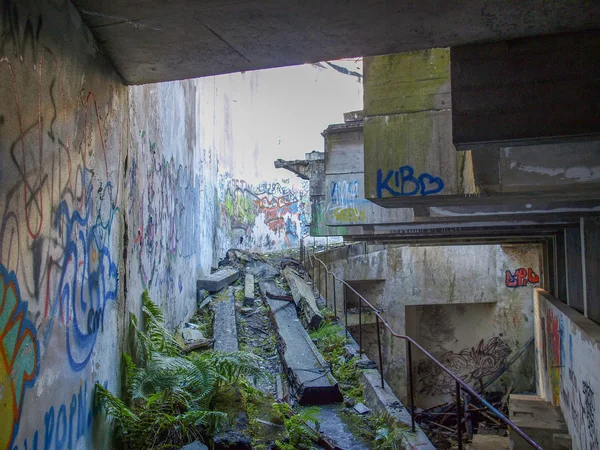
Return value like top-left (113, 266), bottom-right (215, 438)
top-left (71, 0), bottom-right (600, 84)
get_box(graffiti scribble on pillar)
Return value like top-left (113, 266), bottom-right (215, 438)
top-left (505, 268), bottom-right (539, 288)
top-left (0, 265), bottom-right (39, 450)
top-left (417, 337), bottom-right (511, 396)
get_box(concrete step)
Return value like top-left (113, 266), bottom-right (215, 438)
top-left (508, 394), bottom-right (571, 450)
top-left (466, 434), bottom-right (508, 450)
top-left (213, 288), bottom-right (238, 352)
top-left (197, 267), bottom-right (239, 293)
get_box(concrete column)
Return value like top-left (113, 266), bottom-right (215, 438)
top-left (565, 226), bottom-right (584, 314)
top-left (554, 230), bottom-right (567, 302)
top-left (582, 217), bottom-right (600, 324)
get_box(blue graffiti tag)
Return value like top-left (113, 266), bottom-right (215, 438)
top-left (43, 178), bottom-right (118, 372)
top-left (376, 166), bottom-right (444, 197)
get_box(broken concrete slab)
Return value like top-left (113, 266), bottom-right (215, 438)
top-left (182, 328), bottom-right (204, 343)
top-left (213, 288), bottom-right (238, 352)
top-left (244, 273), bottom-right (255, 306)
top-left (197, 268), bottom-right (239, 293)
top-left (354, 402), bottom-right (370, 414)
top-left (282, 266), bottom-right (323, 329)
top-left (266, 296), bottom-right (342, 405)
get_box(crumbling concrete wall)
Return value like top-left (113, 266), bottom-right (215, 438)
top-left (534, 291), bottom-right (600, 450)
top-left (319, 243), bottom-right (542, 408)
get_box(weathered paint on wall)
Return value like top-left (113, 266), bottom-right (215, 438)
top-left (319, 243), bottom-right (542, 407)
top-left (126, 81), bottom-right (220, 329)
top-left (0, 1), bottom-right (125, 448)
top-left (362, 49), bottom-right (477, 205)
top-left (215, 174), bottom-right (310, 253)
top-left (534, 291), bottom-right (600, 450)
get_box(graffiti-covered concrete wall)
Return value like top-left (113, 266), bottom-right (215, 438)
top-left (534, 291), bottom-right (600, 450)
top-left (125, 82), bottom-right (219, 329)
top-left (0, 1), bottom-right (126, 448)
top-left (318, 243), bottom-right (542, 408)
top-left (0, 2), bottom-right (223, 449)
top-left (216, 175), bottom-right (310, 254)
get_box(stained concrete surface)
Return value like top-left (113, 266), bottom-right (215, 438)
top-left (70, 0), bottom-right (600, 84)
top-left (213, 288), bottom-right (239, 352)
top-left (316, 404), bottom-right (371, 450)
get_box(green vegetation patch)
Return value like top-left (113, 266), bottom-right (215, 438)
top-left (96, 291), bottom-right (265, 450)
top-left (309, 320), bottom-right (364, 402)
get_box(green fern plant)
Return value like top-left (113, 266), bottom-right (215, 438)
top-left (96, 290), bottom-right (265, 449)
top-left (273, 403), bottom-right (321, 450)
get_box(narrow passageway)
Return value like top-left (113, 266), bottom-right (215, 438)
top-left (2, 3), bottom-right (599, 450)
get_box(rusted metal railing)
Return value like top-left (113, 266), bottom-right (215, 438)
top-left (309, 253), bottom-right (543, 450)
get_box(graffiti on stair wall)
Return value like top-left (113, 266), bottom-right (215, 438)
top-left (545, 308), bottom-right (563, 406)
top-left (417, 337), bottom-right (511, 395)
top-left (218, 174), bottom-right (309, 251)
top-left (505, 268), bottom-right (540, 288)
top-left (541, 299), bottom-right (600, 450)
top-left (0, 265), bottom-right (39, 450)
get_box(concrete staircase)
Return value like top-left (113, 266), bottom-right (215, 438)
top-left (509, 394), bottom-right (571, 450)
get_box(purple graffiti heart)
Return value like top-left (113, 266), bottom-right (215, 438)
top-left (419, 173), bottom-right (444, 196)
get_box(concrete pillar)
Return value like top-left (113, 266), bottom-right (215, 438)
top-left (554, 230), bottom-right (567, 302)
top-left (582, 217), bottom-right (600, 324)
top-left (565, 226), bottom-right (584, 314)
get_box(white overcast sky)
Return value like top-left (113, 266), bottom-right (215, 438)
top-left (209, 59), bottom-right (363, 183)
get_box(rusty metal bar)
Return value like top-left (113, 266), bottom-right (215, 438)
top-left (344, 284), bottom-right (348, 337)
top-left (456, 382), bottom-right (463, 450)
top-left (358, 299), bottom-right (363, 356)
top-left (310, 255), bottom-right (543, 450)
top-left (376, 317), bottom-right (384, 389)
top-left (408, 341), bottom-right (416, 432)
top-left (333, 275), bottom-right (337, 319)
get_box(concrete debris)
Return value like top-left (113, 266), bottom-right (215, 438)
top-left (213, 288), bottom-right (238, 352)
top-left (198, 295), bottom-right (213, 310)
top-left (353, 402), bottom-right (371, 414)
top-left (267, 296), bottom-right (342, 405)
top-left (182, 328), bottom-right (204, 342)
top-left (354, 359), bottom-right (378, 370)
top-left (344, 397), bottom-right (356, 407)
top-left (244, 273), bottom-right (255, 306)
top-left (282, 266), bottom-right (323, 329)
top-left (197, 268), bottom-right (239, 293)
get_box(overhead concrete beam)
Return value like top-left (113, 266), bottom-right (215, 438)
top-left (71, 1), bottom-right (600, 84)
top-left (451, 31), bottom-right (600, 150)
